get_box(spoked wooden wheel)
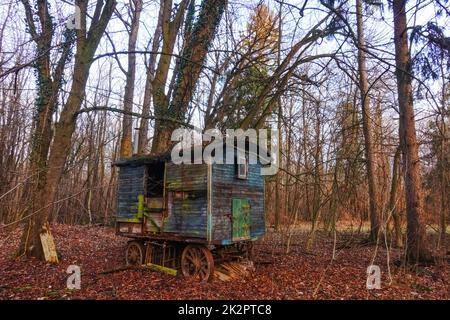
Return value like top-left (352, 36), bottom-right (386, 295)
top-left (181, 245), bottom-right (214, 282)
top-left (125, 241), bottom-right (145, 266)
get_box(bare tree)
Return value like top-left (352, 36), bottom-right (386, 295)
top-left (355, 0), bottom-right (380, 242)
top-left (388, 146), bottom-right (403, 248)
top-left (137, 0), bottom-right (165, 154)
top-left (393, 0), bottom-right (431, 263)
top-left (151, 0), bottom-right (226, 154)
top-left (19, 0), bottom-right (74, 207)
top-left (19, 0), bottom-right (117, 260)
top-left (119, 0), bottom-right (143, 158)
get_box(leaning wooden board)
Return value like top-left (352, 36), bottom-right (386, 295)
top-left (40, 223), bottom-right (58, 263)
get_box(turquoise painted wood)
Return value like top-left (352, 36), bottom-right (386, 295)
top-left (211, 162), bottom-right (265, 243)
top-left (232, 198), bottom-right (251, 240)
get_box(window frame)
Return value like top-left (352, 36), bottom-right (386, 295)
top-left (236, 154), bottom-right (248, 179)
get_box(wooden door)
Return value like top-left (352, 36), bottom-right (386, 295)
top-left (232, 198), bottom-right (251, 241)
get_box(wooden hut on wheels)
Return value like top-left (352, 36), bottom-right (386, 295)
top-left (114, 141), bottom-right (266, 281)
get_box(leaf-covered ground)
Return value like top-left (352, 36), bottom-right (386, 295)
top-left (0, 224), bottom-right (448, 300)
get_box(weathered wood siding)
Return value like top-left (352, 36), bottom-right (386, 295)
top-left (117, 159), bottom-right (265, 243)
top-left (117, 165), bottom-right (146, 219)
top-left (165, 163), bottom-right (208, 191)
top-left (211, 162), bottom-right (265, 242)
top-left (163, 163), bottom-right (208, 238)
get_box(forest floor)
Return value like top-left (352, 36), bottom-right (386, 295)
top-left (0, 223), bottom-right (448, 300)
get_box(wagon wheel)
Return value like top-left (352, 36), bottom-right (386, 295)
top-left (125, 241), bottom-right (145, 266)
top-left (181, 245), bottom-right (214, 282)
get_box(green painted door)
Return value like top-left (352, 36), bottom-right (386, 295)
top-left (232, 198), bottom-right (251, 241)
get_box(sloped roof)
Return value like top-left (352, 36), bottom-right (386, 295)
top-left (114, 139), bottom-right (271, 167)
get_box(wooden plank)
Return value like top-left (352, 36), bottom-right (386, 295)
top-left (144, 263), bottom-right (177, 276)
top-left (214, 261), bottom-right (255, 281)
top-left (40, 223), bottom-right (58, 263)
top-left (214, 270), bottom-right (231, 281)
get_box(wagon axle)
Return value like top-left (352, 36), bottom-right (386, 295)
top-left (125, 240), bottom-right (253, 282)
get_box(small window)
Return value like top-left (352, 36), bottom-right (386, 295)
top-left (237, 155), bottom-right (248, 179)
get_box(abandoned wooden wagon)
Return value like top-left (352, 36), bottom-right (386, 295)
top-left (114, 143), bottom-right (266, 281)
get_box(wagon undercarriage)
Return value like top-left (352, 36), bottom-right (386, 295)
top-left (125, 238), bottom-right (254, 282)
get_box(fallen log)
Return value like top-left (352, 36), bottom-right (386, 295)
top-left (100, 263), bottom-right (177, 276)
top-left (143, 263), bottom-right (177, 276)
top-left (99, 265), bottom-right (136, 274)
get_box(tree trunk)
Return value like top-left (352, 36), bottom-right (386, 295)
top-left (120, 0), bottom-right (143, 158)
top-left (274, 5), bottom-right (282, 231)
top-left (389, 146), bottom-right (403, 247)
top-left (438, 115), bottom-right (448, 250)
top-left (22, 0), bottom-right (56, 190)
top-left (356, 0), bottom-right (380, 242)
top-left (19, 0), bottom-right (117, 260)
top-left (151, 0), bottom-right (226, 154)
top-left (301, 90), bottom-right (311, 223)
top-left (307, 101), bottom-right (322, 249)
top-left (149, 0), bottom-right (189, 154)
top-left (274, 120), bottom-right (281, 231)
top-left (393, 0), bottom-right (431, 263)
top-left (137, 0), bottom-right (164, 155)
top-left (18, 0), bottom-right (73, 255)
